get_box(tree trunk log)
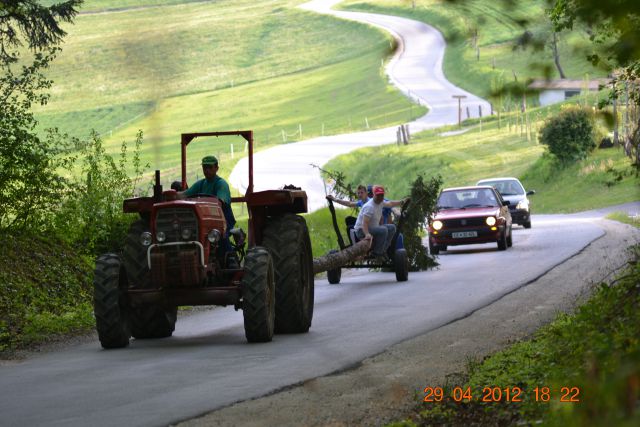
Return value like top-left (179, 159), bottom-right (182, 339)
top-left (313, 239), bottom-right (371, 274)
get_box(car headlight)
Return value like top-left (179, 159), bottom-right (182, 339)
top-left (486, 216), bottom-right (496, 226)
top-left (516, 199), bottom-right (529, 210)
top-left (181, 228), bottom-right (192, 240)
top-left (156, 231), bottom-right (166, 242)
top-left (432, 220), bottom-right (443, 230)
top-left (208, 229), bottom-right (222, 243)
top-left (140, 232), bottom-right (152, 246)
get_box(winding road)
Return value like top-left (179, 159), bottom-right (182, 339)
top-left (230, 0), bottom-right (490, 211)
top-left (1, 2), bottom-right (638, 427)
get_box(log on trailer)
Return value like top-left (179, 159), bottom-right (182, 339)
top-left (313, 239), bottom-right (371, 274)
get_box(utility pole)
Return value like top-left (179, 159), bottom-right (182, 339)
top-left (452, 95), bottom-right (467, 127)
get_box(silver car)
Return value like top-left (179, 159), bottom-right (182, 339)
top-left (476, 177), bottom-right (535, 228)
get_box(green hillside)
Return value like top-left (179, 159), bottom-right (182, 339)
top-left (340, 0), bottom-right (607, 101)
top-left (33, 0), bottom-right (425, 180)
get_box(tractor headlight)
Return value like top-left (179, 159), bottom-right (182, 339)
top-left (208, 229), bottom-right (222, 243)
top-left (432, 220), bottom-right (443, 230)
top-left (516, 199), bottom-right (529, 210)
top-left (156, 231), bottom-right (166, 243)
top-left (486, 216), bottom-right (496, 226)
top-left (140, 232), bottom-right (152, 246)
top-left (181, 228), bottom-right (192, 240)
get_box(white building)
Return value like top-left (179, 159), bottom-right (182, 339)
top-left (529, 78), bottom-right (610, 106)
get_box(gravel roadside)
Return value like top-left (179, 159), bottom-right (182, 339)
top-left (176, 219), bottom-right (640, 426)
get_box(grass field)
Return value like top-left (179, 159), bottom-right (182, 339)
top-left (325, 99), bottom-right (639, 213)
top-left (33, 0), bottom-right (424, 182)
top-left (340, 0), bottom-right (607, 102)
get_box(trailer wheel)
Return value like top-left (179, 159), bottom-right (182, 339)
top-left (263, 214), bottom-right (314, 334)
top-left (93, 254), bottom-right (130, 349)
top-left (394, 249), bottom-right (409, 282)
top-left (429, 241), bottom-right (440, 255)
top-left (123, 219), bottom-right (177, 339)
top-left (326, 249), bottom-right (342, 284)
top-left (242, 247), bottom-right (275, 343)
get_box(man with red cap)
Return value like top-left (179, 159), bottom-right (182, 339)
top-left (353, 185), bottom-right (407, 259)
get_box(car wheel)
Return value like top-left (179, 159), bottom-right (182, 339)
top-left (523, 220), bottom-right (532, 229)
top-left (497, 229), bottom-right (508, 251)
top-left (507, 226), bottom-right (513, 247)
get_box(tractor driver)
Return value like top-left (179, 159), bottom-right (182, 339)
top-left (177, 155), bottom-right (238, 268)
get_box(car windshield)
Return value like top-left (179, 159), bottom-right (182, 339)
top-left (437, 189), bottom-right (499, 209)
top-left (479, 179), bottom-right (524, 196)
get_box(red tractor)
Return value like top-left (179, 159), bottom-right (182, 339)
top-left (93, 131), bottom-right (314, 348)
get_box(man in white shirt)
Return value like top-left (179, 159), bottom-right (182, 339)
top-left (354, 185), bottom-right (407, 258)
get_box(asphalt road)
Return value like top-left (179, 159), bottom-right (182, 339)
top-left (2, 3), bottom-right (637, 427)
top-left (229, 0), bottom-right (490, 211)
top-left (3, 205), bottom-right (640, 427)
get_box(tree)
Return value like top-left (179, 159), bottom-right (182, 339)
top-left (0, 1), bottom-right (82, 62)
top-left (545, 0), bottom-right (640, 168)
top-left (0, 1), bottom-right (83, 229)
top-left (549, 30), bottom-right (566, 78)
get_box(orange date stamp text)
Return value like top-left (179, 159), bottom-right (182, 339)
top-left (423, 386), bottom-right (580, 403)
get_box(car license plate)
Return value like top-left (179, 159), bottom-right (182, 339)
top-left (452, 231), bottom-right (477, 238)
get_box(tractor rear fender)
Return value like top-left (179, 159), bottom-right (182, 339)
top-left (245, 190), bottom-right (308, 247)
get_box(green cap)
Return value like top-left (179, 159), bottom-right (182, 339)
top-left (201, 155), bottom-right (218, 166)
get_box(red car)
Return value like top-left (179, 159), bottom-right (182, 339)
top-left (428, 186), bottom-right (513, 254)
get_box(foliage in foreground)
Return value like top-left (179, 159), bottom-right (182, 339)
top-left (396, 245), bottom-right (640, 427)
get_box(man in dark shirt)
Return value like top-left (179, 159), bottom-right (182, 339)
top-left (178, 155), bottom-right (238, 267)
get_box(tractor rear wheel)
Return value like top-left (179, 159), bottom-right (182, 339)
top-left (242, 247), bottom-right (275, 343)
top-left (394, 248), bottom-right (409, 282)
top-left (263, 214), bottom-right (314, 334)
top-left (123, 219), bottom-right (177, 339)
top-left (93, 254), bottom-right (130, 349)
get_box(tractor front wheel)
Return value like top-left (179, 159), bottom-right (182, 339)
top-left (130, 306), bottom-right (177, 339)
top-left (263, 214), bottom-right (314, 334)
top-left (93, 254), bottom-right (130, 349)
top-left (124, 219), bottom-right (176, 339)
top-left (242, 247), bottom-right (275, 343)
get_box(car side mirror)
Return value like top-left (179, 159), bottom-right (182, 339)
top-left (526, 190), bottom-right (536, 196)
top-left (502, 200), bottom-right (510, 206)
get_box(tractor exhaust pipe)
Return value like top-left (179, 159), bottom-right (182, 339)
top-left (153, 170), bottom-right (163, 202)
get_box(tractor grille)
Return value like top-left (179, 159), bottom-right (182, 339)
top-left (442, 217), bottom-right (486, 228)
top-left (156, 208), bottom-right (199, 243)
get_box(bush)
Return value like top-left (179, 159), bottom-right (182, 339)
top-left (52, 130), bottom-right (150, 255)
top-left (538, 106), bottom-right (597, 165)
